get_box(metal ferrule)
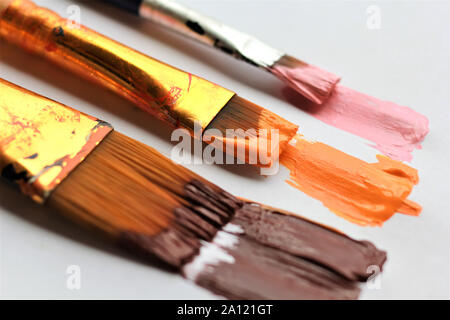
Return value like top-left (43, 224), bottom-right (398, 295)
top-left (0, 79), bottom-right (112, 203)
top-left (139, 0), bottom-right (284, 69)
top-left (0, 0), bottom-right (235, 132)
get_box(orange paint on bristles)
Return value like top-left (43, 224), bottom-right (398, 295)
top-left (280, 135), bottom-right (421, 226)
top-left (205, 95), bottom-right (298, 166)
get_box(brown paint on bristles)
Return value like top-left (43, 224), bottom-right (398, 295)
top-left (48, 131), bottom-right (242, 267)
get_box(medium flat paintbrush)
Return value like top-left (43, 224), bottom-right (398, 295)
top-left (0, 78), bottom-right (386, 299)
top-left (0, 0), bottom-right (298, 167)
top-left (103, 0), bottom-right (341, 104)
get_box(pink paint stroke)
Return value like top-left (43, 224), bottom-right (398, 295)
top-left (282, 84), bottom-right (429, 162)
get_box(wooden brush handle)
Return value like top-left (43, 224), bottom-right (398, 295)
top-left (0, 0), bottom-right (234, 132)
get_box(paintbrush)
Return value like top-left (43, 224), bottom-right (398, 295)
top-left (102, 0), bottom-right (341, 104)
top-left (0, 78), bottom-right (386, 299)
top-left (0, 0), bottom-right (298, 167)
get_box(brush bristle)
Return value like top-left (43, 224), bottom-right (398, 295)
top-left (48, 131), bottom-right (242, 267)
top-left (205, 95), bottom-right (298, 165)
top-left (271, 55), bottom-right (340, 104)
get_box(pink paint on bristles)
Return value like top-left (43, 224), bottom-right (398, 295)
top-left (271, 55), bottom-right (341, 104)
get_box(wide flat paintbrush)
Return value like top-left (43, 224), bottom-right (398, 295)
top-left (0, 78), bottom-right (386, 299)
top-left (0, 0), bottom-right (298, 167)
top-left (103, 0), bottom-right (341, 104)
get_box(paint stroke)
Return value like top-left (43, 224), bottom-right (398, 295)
top-left (280, 135), bottom-right (421, 226)
top-left (282, 85), bottom-right (429, 161)
top-left (184, 203), bottom-right (386, 299)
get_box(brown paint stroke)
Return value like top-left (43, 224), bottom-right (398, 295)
top-left (190, 202), bottom-right (386, 300)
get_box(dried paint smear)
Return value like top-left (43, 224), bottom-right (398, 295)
top-left (280, 135), bottom-right (421, 226)
top-left (283, 85), bottom-right (429, 162)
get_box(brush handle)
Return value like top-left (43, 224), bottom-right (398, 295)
top-left (105, 0), bottom-right (284, 69)
top-left (0, 0), bottom-right (234, 132)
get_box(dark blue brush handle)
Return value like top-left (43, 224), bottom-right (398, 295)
top-left (103, 0), bottom-right (143, 15)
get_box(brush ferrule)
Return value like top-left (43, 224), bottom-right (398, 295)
top-left (0, 79), bottom-right (112, 203)
top-left (0, 0), bottom-right (234, 132)
top-left (139, 0), bottom-right (284, 69)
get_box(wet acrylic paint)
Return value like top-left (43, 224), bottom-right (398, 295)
top-left (282, 85), bottom-right (429, 162)
top-left (280, 135), bottom-right (421, 226)
top-left (183, 202), bottom-right (387, 299)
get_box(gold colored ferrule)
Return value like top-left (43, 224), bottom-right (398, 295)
top-left (0, 78), bottom-right (112, 203)
top-left (0, 0), bottom-right (235, 132)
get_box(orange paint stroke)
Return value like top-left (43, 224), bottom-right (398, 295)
top-left (280, 135), bottom-right (421, 226)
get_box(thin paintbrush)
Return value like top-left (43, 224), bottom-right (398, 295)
top-left (103, 0), bottom-right (341, 104)
top-left (0, 0), bottom-right (298, 167)
top-left (0, 78), bottom-right (386, 299)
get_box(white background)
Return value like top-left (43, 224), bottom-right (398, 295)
top-left (0, 0), bottom-right (449, 299)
